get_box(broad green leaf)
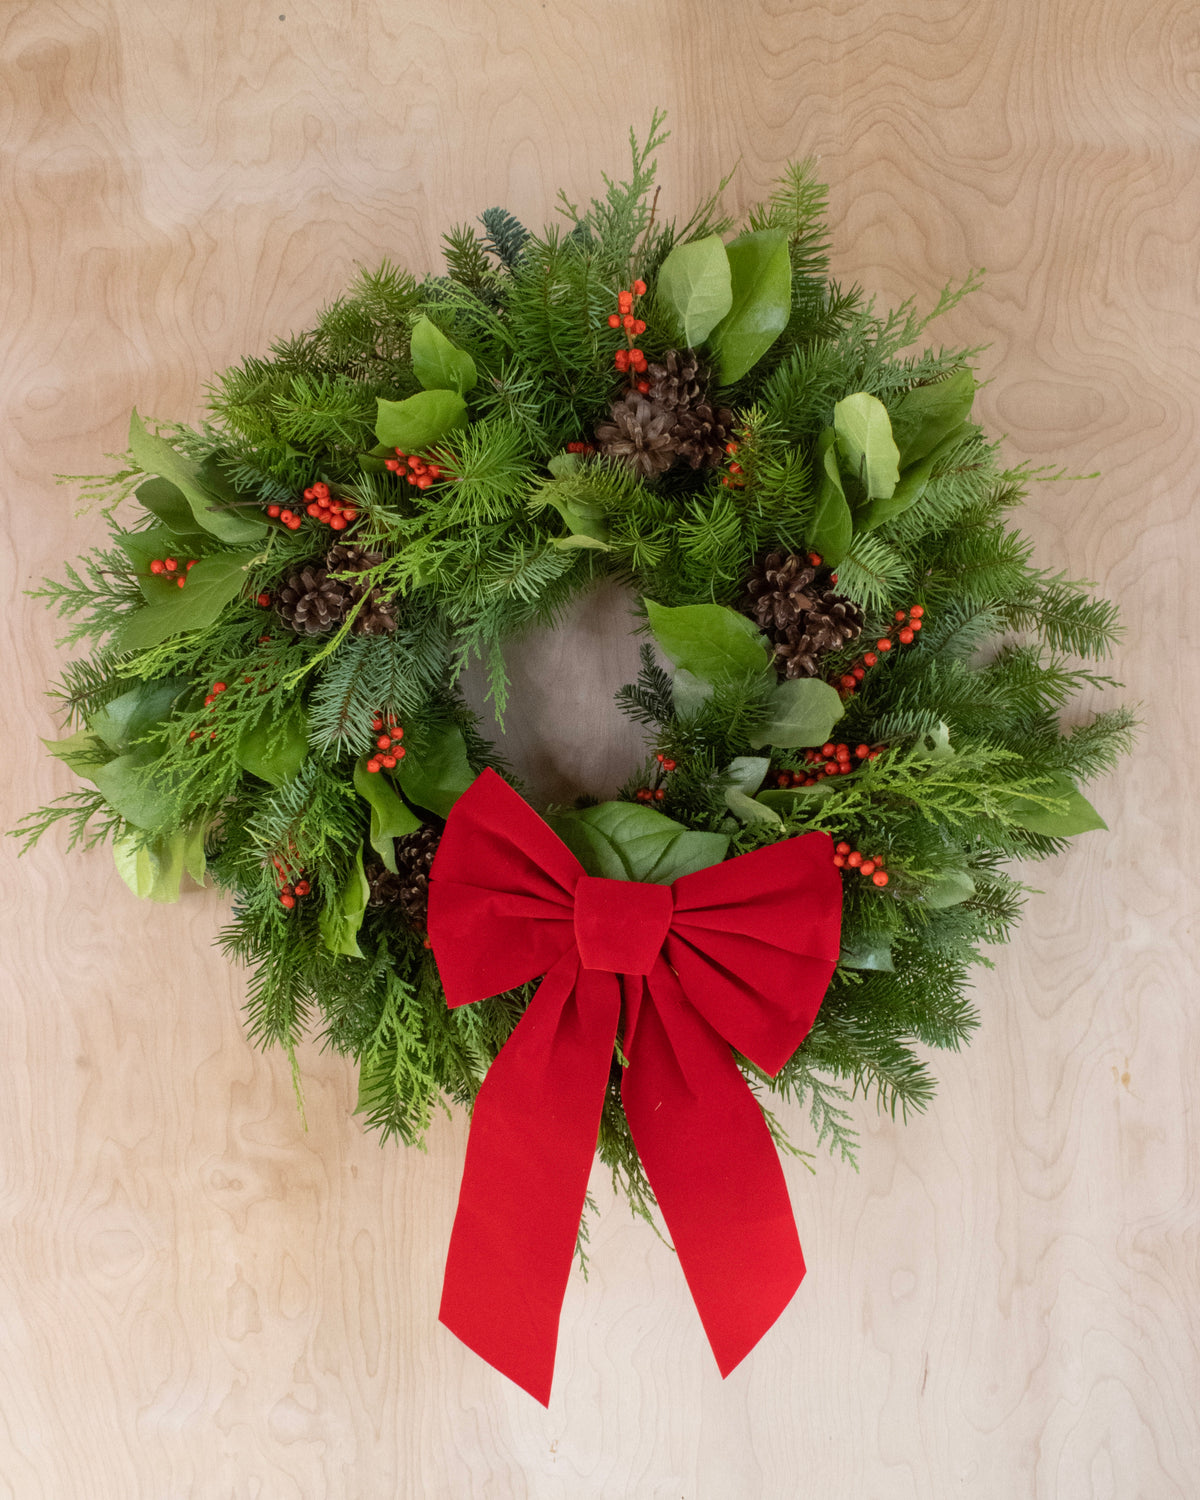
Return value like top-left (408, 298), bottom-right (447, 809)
top-left (890, 369), bottom-right (976, 466)
top-left (839, 941), bottom-right (895, 972)
top-left (43, 729), bottom-right (111, 782)
top-left (375, 390), bottom-right (467, 451)
top-left (110, 549), bottom-right (261, 653)
top-left (756, 781), bottom-right (838, 810)
top-left (135, 476), bottom-right (208, 537)
top-left (916, 721), bottom-right (954, 759)
top-left (1004, 773), bottom-right (1107, 837)
top-left (181, 824), bottom-right (207, 885)
top-left (723, 756), bottom-right (782, 825)
top-left (410, 315), bottom-right (478, 395)
top-left (90, 679), bottom-right (184, 752)
top-left (924, 869), bottom-right (976, 909)
top-left (353, 758), bottom-right (422, 871)
top-left (115, 824), bottom-right (206, 903)
top-left (400, 724), bottom-right (475, 818)
top-left (547, 801), bottom-right (728, 885)
top-left (129, 412), bottom-right (267, 544)
top-left (655, 233), bottom-right (733, 347)
top-left (809, 429), bottom-right (854, 565)
top-left (116, 529), bottom-right (205, 604)
top-left (536, 481), bottom-right (611, 546)
top-left (833, 392), bottom-right (900, 502)
top-left (92, 748), bottom-right (175, 830)
top-left (236, 708), bottom-right (309, 786)
top-left (645, 600), bottom-right (770, 687)
top-left (857, 426), bottom-right (966, 531)
top-left (550, 532), bottom-right (612, 551)
top-left (671, 667), bottom-right (713, 719)
top-left (319, 847), bottom-right (370, 959)
top-left (710, 229), bottom-right (792, 385)
top-left (546, 452), bottom-right (581, 479)
top-left (748, 677), bottom-right (845, 749)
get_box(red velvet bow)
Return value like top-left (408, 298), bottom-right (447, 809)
top-left (426, 768), bottom-right (842, 1403)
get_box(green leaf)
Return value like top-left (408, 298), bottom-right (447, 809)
top-left (375, 390), bottom-right (467, 451)
top-left (400, 724), bottom-right (475, 818)
top-left (546, 452), bottom-right (581, 479)
top-left (43, 729), bottom-right (111, 781)
top-left (129, 412), bottom-right (267, 544)
top-left (1004, 773), bottom-right (1107, 837)
top-left (92, 748), bottom-right (175, 830)
top-left (916, 721), bottom-right (954, 760)
top-left (655, 233), bottom-right (733, 347)
top-left (547, 802), bottom-right (728, 885)
top-left (116, 530), bottom-right (205, 604)
top-left (890, 369), bottom-right (975, 466)
top-left (90, 679), bottom-right (184, 752)
top-left (135, 476), bottom-right (209, 536)
top-left (709, 229), bottom-right (792, 384)
top-left (723, 756), bottom-right (782, 825)
top-left (857, 426), bottom-right (967, 531)
top-left (536, 481), bottom-right (611, 547)
top-left (353, 759), bottom-right (422, 871)
top-left (809, 429), bottom-right (854, 565)
top-left (236, 707), bottom-right (309, 786)
top-left (833, 392), bottom-right (900, 502)
top-left (645, 600), bottom-right (770, 687)
top-left (114, 824), bottom-right (206, 903)
top-left (748, 677), bottom-right (845, 749)
top-left (181, 823), bottom-right (207, 885)
top-left (839, 941), bottom-right (895, 972)
top-left (670, 667), bottom-right (714, 719)
top-left (319, 847), bottom-right (370, 959)
top-left (110, 549), bottom-right (261, 654)
top-left (410, 315), bottom-right (478, 395)
top-left (924, 869), bottom-right (977, 909)
top-left (755, 781), bottom-right (839, 810)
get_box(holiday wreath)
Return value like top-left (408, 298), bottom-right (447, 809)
top-left (22, 119), bottom-right (1133, 1400)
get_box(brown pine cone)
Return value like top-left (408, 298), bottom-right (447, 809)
top-left (393, 824), bottom-right (441, 931)
top-left (326, 543), bottom-right (397, 635)
top-left (277, 564), bottom-right (351, 635)
top-left (671, 400), bottom-right (736, 470)
top-left (645, 348), bottom-right (708, 413)
top-left (594, 391), bottom-right (677, 479)
top-left (744, 552), bottom-right (819, 634)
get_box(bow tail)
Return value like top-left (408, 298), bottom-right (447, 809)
top-left (439, 955), bottom-right (621, 1404)
top-left (620, 967), bottom-right (806, 1378)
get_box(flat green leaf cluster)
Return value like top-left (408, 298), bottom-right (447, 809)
top-left (19, 122), bottom-right (1134, 1208)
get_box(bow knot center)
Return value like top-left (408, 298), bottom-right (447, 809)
top-left (573, 875), bottom-right (673, 974)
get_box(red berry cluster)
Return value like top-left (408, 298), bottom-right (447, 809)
top-left (300, 480), bottom-right (358, 531)
top-left (186, 678), bottom-right (230, 743)
top-left (634, 750), bottom-right (677, 803)
top-left (365, 714), bottom-right (405, 774)
top-left (265, 503), bottom-right (303, 530)
top-left (774, 740), bottom-right (882, 787)
top-left (610, 281), bottom-right (649, 387)
top-left (384, 448), bottom-right (445, 489)
top-left (565, 440), bottom-right (596, 455)
top-left (836, 603), bottom-right (927, 697)
top-left (719, 440), bottom-right (746, 489)
top-left (833, 841), bottom-right (889, 886)
top-left (273, 849), bottom-right (310, 909)
top-left (149, 556), bottom-right (199, 588)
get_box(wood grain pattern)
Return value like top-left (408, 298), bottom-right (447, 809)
top-left (3, 0), bottom-right (1198, 1494)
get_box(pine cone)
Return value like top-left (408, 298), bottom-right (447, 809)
top-left (365, 863), bottom-right (407, 906)
top-left (393, 824), bottom-right (440, 931)
top-left (326, 543), bottom-right (397, 635)
top-left (277, 564), bottom-right (351, 635)
top-left (743, 552), bottom-right (865, 678)
top-left (645, 348), bottom-right (708, 413)
top-left (671, 399), bottom-right (736, 470)
top-left (594, 391), bottom-right (677, 479)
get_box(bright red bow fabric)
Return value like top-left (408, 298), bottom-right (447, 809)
top-left (426, 768), bottom-right (842, 1403)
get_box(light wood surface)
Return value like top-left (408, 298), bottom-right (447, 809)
top-left (3, 1), bottom-right (1198, 1495)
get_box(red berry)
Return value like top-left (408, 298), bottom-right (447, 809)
top-left (366, 759), bottom-right (380, 773)
top-left (910, 619), bottom-right (922, 631)
top-left (898, 627), bottom-right (915, 644)
top-left (608, 314), bottom-right (621, 328)
top-left (385, 458), bottom-right (400, 471)
top-left (314, 482), bottom-right (329, 497)
top-left (287, 516), bottom-right (302, 530)
top-left (859, 859), bottom-right (876, 876)
top-left (188, 730), bottom-right (198, 740)
top-left (807, 552), bottom-right (822, 566)
top-left (894, 609), bottom-right (907, 622)
top-left (835, 842), bottom-right (851, 855)
top-left (868, 750), bottom-right (881, 760)
top-left (622, 314), bottom-right (635, 331)
top-left (150, 559), bottom-right (165, 575)
top-left (910, 604), bottom-right (925, 619)
top-left (636, 380), bottom-right (650, 394)
top-left (663, 759), bottom-right (676, 772)
top-left (835, 743), bottom-right (850, 759)
top-left (632, 279), bottom-right (647, 295)
top-left (855, 744), bottom-right (870, 759)
top-left (391, 727), bottom-right (404, 740)
top-left (833, 854), bottom-right (846, 868)
top-left (725, 442), bottom-right (739, 455)
top-left (204, 695), bottom-right (214, 707)
top-left (294, 880), bottom-right (310, 896)
top-left (381, 755), bottom-right (397, 769)
top-left (175, 577), bottom-right (185, 587)
top-left (821, 743), bottom-right (836, 758)
top-left (186, 559), bottom-right (198, 570)
top-left (864, 651), bottom-right (878, 666)
top-left (377, 735), bottom-right (391, 749)
top-left (257, 592), bottom-right (271, 607)
top-left (394, 746), bottom-right (406, 759)
top-left (164, 558), bottom-right (177, 572)
top-left (371, 717), bottom-right (384, 730)
top-left (280, 894), bottom-right (296, 909)
top-left (847, 851), bottom-right (863, 868)
top-left (654, 788), bottom-right (665, 801)
top-left (873, 870), bottom-right (889, 887)
top-left (803, 776), bottom-right (818, 786)
top-left (840, 675), bottom-right (856, 688)
top-left (267, 504), bottom-right (281, 518)
top-left (633, 319), bottom-right (646, 335)
top-left (878, 638), bottom-right (893, 652)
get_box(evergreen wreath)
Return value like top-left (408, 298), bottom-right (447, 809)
top-left (20, 116), bottom-right (1134, 1229)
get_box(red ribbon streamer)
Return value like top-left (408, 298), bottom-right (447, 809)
top-left (427, 769), bottom-right (842, 1403)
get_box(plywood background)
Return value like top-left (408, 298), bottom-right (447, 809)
top-left (3, 1), bottom-right (1198, 1495)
